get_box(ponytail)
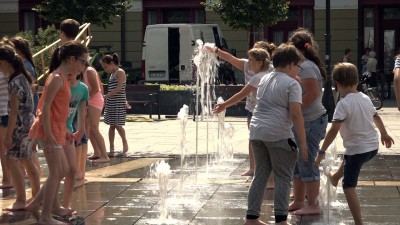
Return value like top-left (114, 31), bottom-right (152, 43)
top-left (102, 53), bottom-right (120, 66)
top-left (0, 45), bottom-right (33, 84)
top-left (49, 46), bottom-right (62, 73)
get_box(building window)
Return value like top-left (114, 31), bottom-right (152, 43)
top-left (194, 9), bottom-right (205, 23)
top-left (24, 11), bottom-right (36, 32)
top-left (364, 8), bottom-right (374, 49)
top-left (163, 9), bottom-right (191, 23)
top-left (383, 8), bottom-right (400, 20)
top-left (147, 10), bottom-right (158, 25)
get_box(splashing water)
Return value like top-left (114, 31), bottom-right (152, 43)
top-left (177, 104), bottom-right (189, 193)
top-left (319, 140), bottom-right (342, 223)
top-left (155, 160), bottom-right (171, 223)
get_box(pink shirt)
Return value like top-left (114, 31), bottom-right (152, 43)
top-left (83, 66), bottom-right (104, 110)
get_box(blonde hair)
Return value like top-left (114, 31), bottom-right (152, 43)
top-left (248, 48), bottom-right (270, 71)
top-left (254, 41), bottom-right (276, 56)
top-left (332, 62), bottom-right (359, 87)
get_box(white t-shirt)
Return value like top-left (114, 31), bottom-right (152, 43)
top-left (333, 92), bottom-right (379, 155)
top-left (250, 71), bottom-right (302, 142)
top-left (245, 66), bottom-right (274, 112)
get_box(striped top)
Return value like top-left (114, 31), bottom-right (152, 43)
top-left (0, 72), bottom-right (9, 116)
top-left (104, 70), bottom-right (127, 126)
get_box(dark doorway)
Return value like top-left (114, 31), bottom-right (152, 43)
top-left (168, 28), bottom-right (180, 83)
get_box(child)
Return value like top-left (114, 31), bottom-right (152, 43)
top-left (206, 41), bottom-right (276, 177)
top-left (52, 70), bottom-right (89, 214)
top-left (0, 45), bottom-right (40, 210)
top-left (10, 35), bottom-right (44, 177)
top-left (25, 41), bottom-right (88, 225)
top-left (102, 53), bottom-right (128, 159)
top-left (245, 44), bottom-right (307, 225)
top-left (315, 62), bottom-right (394, 225)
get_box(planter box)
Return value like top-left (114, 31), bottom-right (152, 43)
top-left (104, 85), bottom-right (247, 117)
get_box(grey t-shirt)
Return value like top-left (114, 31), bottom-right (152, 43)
top-left (299, 60), bottom-right (326, 121)
top-left (249, 71), bottom-right (302, 142)
top-left (394, 57), bottom-right (400, 69)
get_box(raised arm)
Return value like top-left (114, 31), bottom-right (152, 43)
top-left (213, 85), bottom-right (255, 114)
top-left (204, 46), bottom-right (245, 71)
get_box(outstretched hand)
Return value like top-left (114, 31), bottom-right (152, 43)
top-left (381, 133), bottom-right (394, 148)
top-left (212, 104), bottom-right (225, 114)
top-left (203, 45), bottom-right (215, 53)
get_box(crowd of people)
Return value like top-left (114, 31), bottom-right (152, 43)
top-left (0, 19), bottom-right (399, 225)
top-left (210, 28), bottom-right (394, 225)
top-left (0, 19), bottom-right (129, 224)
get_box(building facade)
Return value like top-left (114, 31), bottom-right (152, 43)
top-left (1, 0), bottom-right (400, 78)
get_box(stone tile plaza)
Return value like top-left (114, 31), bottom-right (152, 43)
top-left (1, 98), bottom-right (400, 224)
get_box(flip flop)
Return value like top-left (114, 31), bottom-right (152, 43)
top-left (3, 207), bottom-right (25, 212)
top-left (0, 184), bottom-right (13, 189)
top-left (107, 152), bottom-right (119, 157)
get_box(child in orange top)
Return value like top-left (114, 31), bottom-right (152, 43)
top-left (25, 41), bottom-right (88, 225)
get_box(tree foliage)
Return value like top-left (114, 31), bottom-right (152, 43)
top-left (203, 0), bottom-right (290, 30)
top-left (33, 0), bottom-right (133, 28)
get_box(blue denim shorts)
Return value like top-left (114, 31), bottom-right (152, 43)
top-left (0, 115), bottom-right (8, 127)
top-left (343, 149), bottom-right (378, 189)
top-left (294, 113), bottom-right (328, 181)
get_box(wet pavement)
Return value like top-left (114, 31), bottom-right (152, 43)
top-left (1, 98), bottom-right (400, 224)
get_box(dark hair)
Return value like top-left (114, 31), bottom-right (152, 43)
top-left (60, 19), bottom-right (80, 39)
top-left (49, 40), bottom-right (88, 73)
top-left (254, 41), bottom-right (277, 57)
top-left (345, 48), bottom-right (351, 55)
top-left (272, 44), bottom-right (304, 68)
top-left (10, 36), bottom-right (35, 74)
top-left (288, 28), bottom-right (327, 82)
top-left (332, 62), bottom-right (359, 87)
top-left (248, 48), bottom-right (270, 71)
top-left (363, 47), bottom-right (371, 55)
top-left (101, 53), bottom-right (120, 66)
top-left (0, 45), bottom-right (33, 84)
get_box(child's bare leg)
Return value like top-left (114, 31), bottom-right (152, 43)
top-left (0, 127), bottom-right (12, 188)
top-left (62, 143), bottom-right (76, 209)
top-left (5, 158), bottom-right (26, 210)
top-left (22, 159), bottom-right (40, 198)
top-left (344, 187), bottom-right (363, 225)
top-left (108, 125), bottom-right (115, 152)
top-left (293, 180), bottom-right (321, 215)
top-left (32, 154), bottom-right (44, 177)
top-left (39, 146), bottom-right (68, 224)
top-left (76, 144), bottom-right (87, 180)
top-left (116, 126), bottom-right (128, 153)
top-left (330, 160), bottom-right (344, 187)
top-left (289, 177), bottom-right (305, 211)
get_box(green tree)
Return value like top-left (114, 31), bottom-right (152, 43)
top-left (203, 0), bottom-right (290, 43)
top-left (33, 0), bottom-right (133, 28)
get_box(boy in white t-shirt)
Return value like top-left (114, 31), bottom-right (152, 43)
top-left (316, 62), bottom-right (393, 225)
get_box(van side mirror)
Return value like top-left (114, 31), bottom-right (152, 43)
top-left (230, 49), bottom-right (236, 57)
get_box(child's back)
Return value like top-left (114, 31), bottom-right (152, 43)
top-left (334, 92), bottom-right (378, 155)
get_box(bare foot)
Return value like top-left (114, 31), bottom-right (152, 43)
top-left (292, 205), bottom-right (321, 215)
top-left (38, 217), bottom-right (69, 225)
top-left (329, 173), bottom-right (340, 187)
top-left (52, 206), bottom-right (76, 216)
top-left (241, 170), bottom-right (254, 176)
top-left (25, 203), bottom-right (41, 220)
top-left (3, 201), bottom-right (26, 211)
top-left (288, 201), bottom-right (304, 211)
top-left (244, 219), bottom-right (267, 225)
top-left (122, 141), bottom-right (129, 153)
top-left (87, 155), bottom-right (100, 160)
top-left (93, 157), bottom-right (110, 163)
top-left (0, 182), bottom-right (13, 189)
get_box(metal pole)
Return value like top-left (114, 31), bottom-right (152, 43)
top-left (325, 0), bottom-right (331, 76)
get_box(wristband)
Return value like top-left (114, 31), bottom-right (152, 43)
top-left (318, 149), bottom-right (325, 155)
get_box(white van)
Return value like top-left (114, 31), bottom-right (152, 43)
top-left (141, 24), bottom-right (230, 84)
